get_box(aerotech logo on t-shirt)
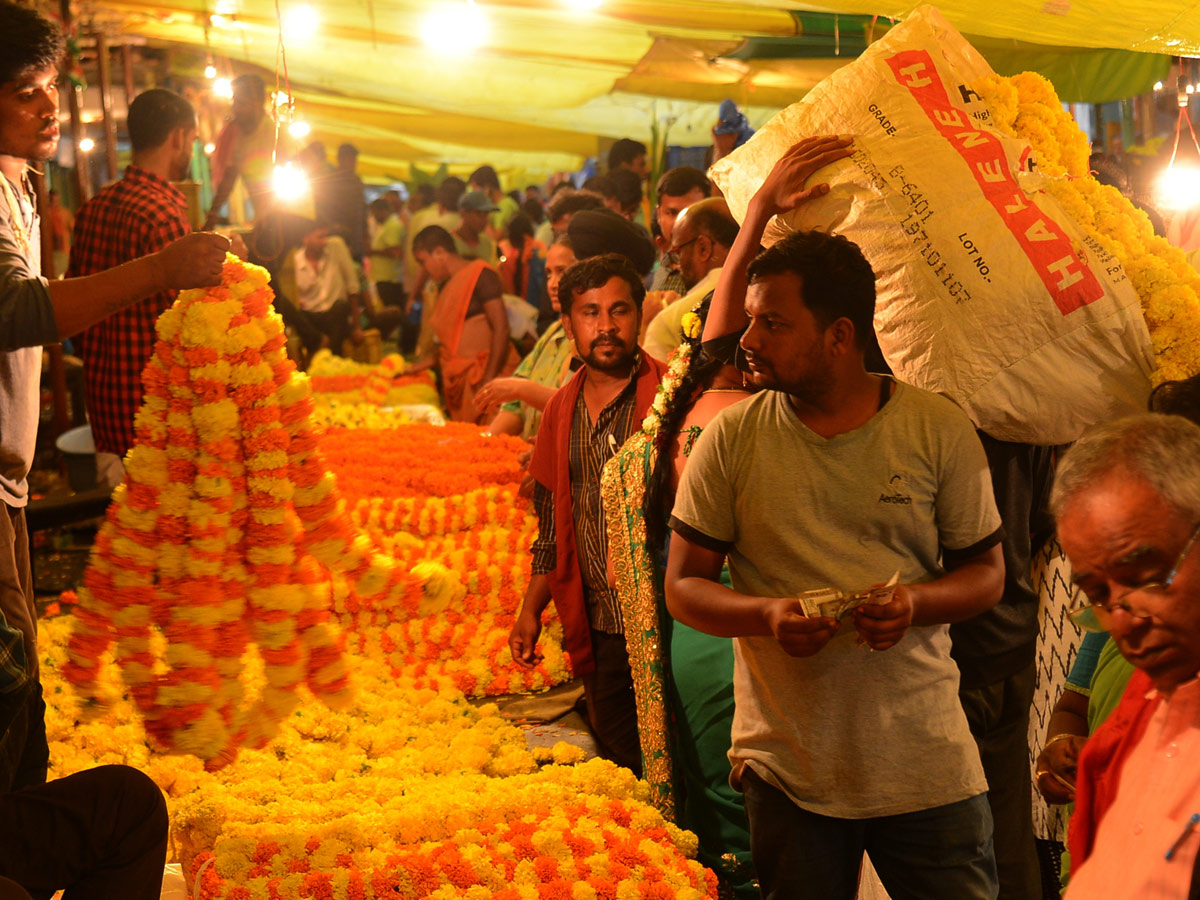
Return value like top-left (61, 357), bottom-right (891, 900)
top-left (879, 473), bottom-right (913, 505)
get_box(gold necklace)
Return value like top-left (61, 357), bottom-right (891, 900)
top-left (702, 388), bottom-right (752, 395)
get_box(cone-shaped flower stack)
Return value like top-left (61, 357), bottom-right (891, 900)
top-left (64, 255), bottom-right (432, 765)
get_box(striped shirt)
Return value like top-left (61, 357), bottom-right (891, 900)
top-left (530, 368), bottom-right (639, 634)
top-left (0, 605), bottom-right (28, 695)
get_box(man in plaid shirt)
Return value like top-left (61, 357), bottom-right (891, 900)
top-left (68, 89), bottom-right (196, 480)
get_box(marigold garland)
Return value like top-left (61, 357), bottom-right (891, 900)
top-left (39, 619), bottom-right (717, 900)
top-left (308, 401), bottom-right (414, 431)
top-left (44, 259), bottom-right (713, 898)
top-left (975, 72), bottom-right (1200, 382)
top-left (313, 426), bottom-right (571, 697)
top-left (63, 256), bottom-right (460, 764)
top-left (640, 344), bottom-right (693, 441)
top-left (318, 424), bottom-right (527, 502)
top-left (307, 349), bottom-right (440, 409)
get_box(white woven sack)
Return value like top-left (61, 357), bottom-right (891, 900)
top-left (709, 5), bottom-right (1153, 444)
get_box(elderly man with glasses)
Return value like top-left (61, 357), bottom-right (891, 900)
top-left (642, 199), bottom-right (739, 363)
top-left (1049, 412), bottom-right (1200, 899)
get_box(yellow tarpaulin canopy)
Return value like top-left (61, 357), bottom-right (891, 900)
top-left (93, 0), bottom-right (1186, 180)
top-left (744, 0), bottom-right (1200, 56)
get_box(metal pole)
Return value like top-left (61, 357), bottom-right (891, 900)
top-left (96, 32), bottom-right (119, 184)
top-left (121, 43), bottom-right (136, 106)
top-left (59, 0), bottom-right (91, 202)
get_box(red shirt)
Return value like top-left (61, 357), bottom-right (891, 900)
top-left (1068, 673), bottom-right (1200, 899)
top-left (68, 166), bottom-right (190, 456)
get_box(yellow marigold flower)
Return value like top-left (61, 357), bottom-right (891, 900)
top-left (977, 72), bottom-right (1200, 383)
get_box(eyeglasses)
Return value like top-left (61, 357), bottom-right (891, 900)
top-left (664, 236), bottom-right (700, 267)
top-left (1067, 521), bottom-right (1200, 633)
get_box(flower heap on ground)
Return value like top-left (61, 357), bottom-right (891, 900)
top-left (315, 422), bottom-right (573, 697)
top-left (62, 255), bottom-right (452, 764)
top-left (41, 619), bottom-right (716, 900)
top-left (976, 71), bottom-right (1200, 382)
top-left (307, 349), bottom-right (441, 408)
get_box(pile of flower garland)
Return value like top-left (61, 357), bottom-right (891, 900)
top-left (308, 349), bottom-right (440, 408)
top-left (66, 249), bottom-right (571, 762)
top-left (308, 401), bottom-right (414, 431)
top-left (39, 619), bottom-right (716, 900)
top-left (63, 256), bottom-right (453, 764)
top-left (315, 424), bottom-right (572, 697)
top-left (976, 72), bottom-right (1200, 382)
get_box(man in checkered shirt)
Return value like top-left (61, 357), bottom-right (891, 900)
top-left (67, 88), bottom-right (197, 485)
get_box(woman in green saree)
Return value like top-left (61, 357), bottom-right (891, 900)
top-left (601, 299), bottom-right (757, 898)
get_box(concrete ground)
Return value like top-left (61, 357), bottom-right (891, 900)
top-left (473, 679), bottom-right (599, 759)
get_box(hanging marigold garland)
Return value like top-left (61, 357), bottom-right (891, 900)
top-left (63, 256), bottom-right (448, 765)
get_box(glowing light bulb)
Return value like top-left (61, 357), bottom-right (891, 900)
top-left (204, 63), bottom-right (217, 79)
top-left (1157, 163), bottom-right (1200, 211)
top-left (422, 2), bottom-right (486, 53)
top-left (283, 4), bottom-right (319, 39)
top-left (204, 142), bottom-right (216, 155)
top-left (288, 120), bottom-right (311, 138)
top-left (78, 137), bottom-right (95, 152)
top-left (1154, 81), bottom-right (1164, 91)
top-left (273, 162), bottom-right (309, 202)
top-left (213, 77), bottom-right (233, 99)
top-left (209, 14), bottom-right (228, 27)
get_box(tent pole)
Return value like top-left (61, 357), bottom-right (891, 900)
top-left (121, 43), bottom-right (136, 106)
top-left (59, 0), bottom-right (91, 203)
top-left (97, 32), bottom-right (120, 184)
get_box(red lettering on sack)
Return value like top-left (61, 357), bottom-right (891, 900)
top-left (886, 49), bottom-right (1103, 315)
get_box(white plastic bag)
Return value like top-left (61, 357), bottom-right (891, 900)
top-left (709, 5), bottom-right (1153, 444)
top-left (503, 293), bottom-right (539, 342)
top-left (161, 863), bottom-right (186, 900)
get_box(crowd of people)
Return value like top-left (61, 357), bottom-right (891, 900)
top-left (0, 2), bottom-right (1198, 899)
top-left (498, 134), bottom-right (1200, 900)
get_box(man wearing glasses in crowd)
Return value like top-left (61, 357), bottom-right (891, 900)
top-left (1050, 413), bottom-right (1200, 899)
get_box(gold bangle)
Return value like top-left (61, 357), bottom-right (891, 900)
top-left (1044, 732), bottom-right (1081, 751)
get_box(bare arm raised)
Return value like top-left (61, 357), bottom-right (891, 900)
top-left (703, 135), bottom-right (853, 343)
top-left (50, 232), bottom-right (231, 339)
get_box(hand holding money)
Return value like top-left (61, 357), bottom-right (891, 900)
top-left (852, 574), bottom-right (913, 651)
top-left (797, 571), bottom-right (900, 620)
top-left (763, 596), bottom-right (837, 657)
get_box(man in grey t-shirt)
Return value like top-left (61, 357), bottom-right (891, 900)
top-left (666, 137), bottom-right (1006, 900)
